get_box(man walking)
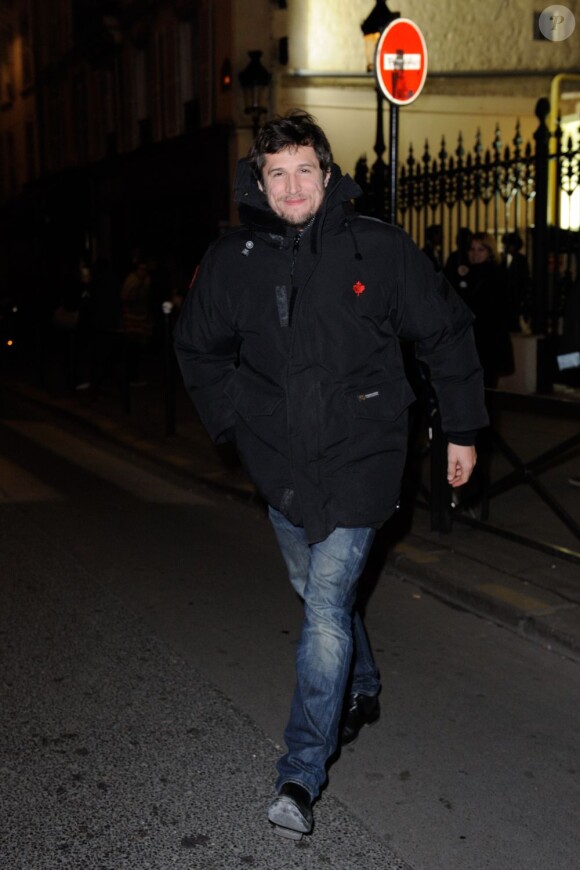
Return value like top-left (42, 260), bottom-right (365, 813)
top-left (174, 110), bottom-right (488, 839)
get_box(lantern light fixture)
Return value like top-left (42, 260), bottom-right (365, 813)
top-left (360, 0), bottom-right (399, 72)
top-left (238, 50), bottom-right (272, 136)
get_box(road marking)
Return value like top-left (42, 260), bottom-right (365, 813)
top-left (2, 420), bottom-right (211, 506)
top-left (0, 455), bottom-right (61, 503)
top-left (394, 542), bottom-right (441, 564)
top-left (477, 583), bottom-right (557, 616)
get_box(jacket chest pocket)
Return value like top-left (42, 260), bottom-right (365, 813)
top-left (344, 378), bottom-right (416, 422)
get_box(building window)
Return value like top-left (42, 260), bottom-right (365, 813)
top-left (5, 130), bottom-right (17, 196)
top-left (198, 0), bottom-right (213, 127)
top-left (179, 21), bottom-right (193, 105)
top-left (0, 24), bottom-right (15, 105)
top-left (25, 120), bottom-right (35, 181)
top-left (134, 47), bottom-right (152, 146)
top-left (159, 24), bottom-right (179, 138)
top-left (73, 74), bottom-right (89, 164)
top-left (46, 81), bottom-right (66, 172)
top-left (20, 4), bottom-right (33, 91)
top-left (45, 0), bottom-right (72, 63)
top-left (95, 66), bottom-right (117, 157)
top-left (0, 139), bottom-right (4, 200)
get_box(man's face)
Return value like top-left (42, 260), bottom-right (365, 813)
top-left (259, 145), bottom-right (330, 228)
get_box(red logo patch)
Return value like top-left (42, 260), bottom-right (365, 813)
top-left (353, 281), bottom-right (366, 296)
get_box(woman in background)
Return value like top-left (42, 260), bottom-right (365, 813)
top-left (458, 232), bottom-right (514, 389)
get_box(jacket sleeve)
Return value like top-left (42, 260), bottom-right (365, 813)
top-left (392, 231), bottom-right (489, 436)
top-left (174, 252), bottom-right (240, 444)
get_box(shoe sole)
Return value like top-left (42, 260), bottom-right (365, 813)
top-left (268, 796), bottom-right (312, 840)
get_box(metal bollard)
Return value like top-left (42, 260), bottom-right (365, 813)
top-left (162, 301), bottom-right (176, 436)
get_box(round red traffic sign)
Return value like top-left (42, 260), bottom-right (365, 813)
top-left (375, 18), bottom-right (428, 106)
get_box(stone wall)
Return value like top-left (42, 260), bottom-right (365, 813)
top-left (288, 0), bottom-right (580, 79)
top-left (270, 1), bottom-right (580, 200)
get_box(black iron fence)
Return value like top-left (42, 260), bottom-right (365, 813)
top-left (354, 97), bottom-right (580, 338)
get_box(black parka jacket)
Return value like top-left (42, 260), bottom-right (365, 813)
top-left (175, 161), bottom-right (488, 542)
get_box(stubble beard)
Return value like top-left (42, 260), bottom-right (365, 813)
top-left (281, 208), bottom-right (316, 229)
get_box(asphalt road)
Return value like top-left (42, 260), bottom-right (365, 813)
top-left (1, 394), bottom-right (578, 870)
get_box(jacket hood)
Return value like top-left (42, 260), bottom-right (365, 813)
top-left (233, 157), bottom-right (362, 235)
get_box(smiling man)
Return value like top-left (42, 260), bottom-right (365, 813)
top-left (174, 110), bottom-right (488, 840)
top-left (257, 145), bottom-right (329, 226)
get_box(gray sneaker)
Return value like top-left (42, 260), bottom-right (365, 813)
top-left (267, 782), bottom-right (313, 840)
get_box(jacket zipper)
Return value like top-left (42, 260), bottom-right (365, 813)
top-left (288, 231), bottom-right (302, 325)
top-left (284, 231), bottom-right (303, 503)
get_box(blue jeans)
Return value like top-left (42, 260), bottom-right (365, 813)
top-left (268, 507), bottom-right (380, 799)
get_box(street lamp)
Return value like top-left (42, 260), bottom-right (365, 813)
top-left (361, 0), bottom-right (398, 71)
top-left (238, 50), bottom-right (272, 137)
top-left (361, 1), bottom-right (399, 222)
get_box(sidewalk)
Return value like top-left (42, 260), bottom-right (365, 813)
top-left (3, 344), bottom-right (580, 663)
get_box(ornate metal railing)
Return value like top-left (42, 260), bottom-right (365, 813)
top-left (395, 124), bottom-right (537, 256)
top-left (354, 97), bottom-right (580, 337)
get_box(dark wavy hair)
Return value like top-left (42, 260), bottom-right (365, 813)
top-left (248, 109), bottom-right (333, 181)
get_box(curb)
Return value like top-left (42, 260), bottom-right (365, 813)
top-left (386, 538), bottom-right (580, 662)
top-left (5, 377), bottom-right (580, 663)
top-left (3, 379), bottom-right (257, 503)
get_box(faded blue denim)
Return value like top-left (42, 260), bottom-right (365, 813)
top-left (269, 507), bottom-right (381, 799)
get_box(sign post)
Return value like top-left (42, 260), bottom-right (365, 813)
top-left (374, 18), bottom-right (427, 223)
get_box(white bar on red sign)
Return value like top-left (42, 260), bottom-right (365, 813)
top-left (382, 53), bottom-right (421, 70)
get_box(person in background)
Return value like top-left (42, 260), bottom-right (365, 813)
top-left (89, 257), bottom-right (123, 395)
top-left (174, 110), bottom-right (488, 840)
top-left (500, 231), bottom-right (531, 333)
top-left (121, 259), bottom-right (152, 386)
top-left (422, 223), bottom-right (443, 271)
top-left (444, 227), bottom-right (473, 292)
top-left (52, 257), bottom-right (94, 391)
top-left (458, 232), bottom-right (514, 389)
